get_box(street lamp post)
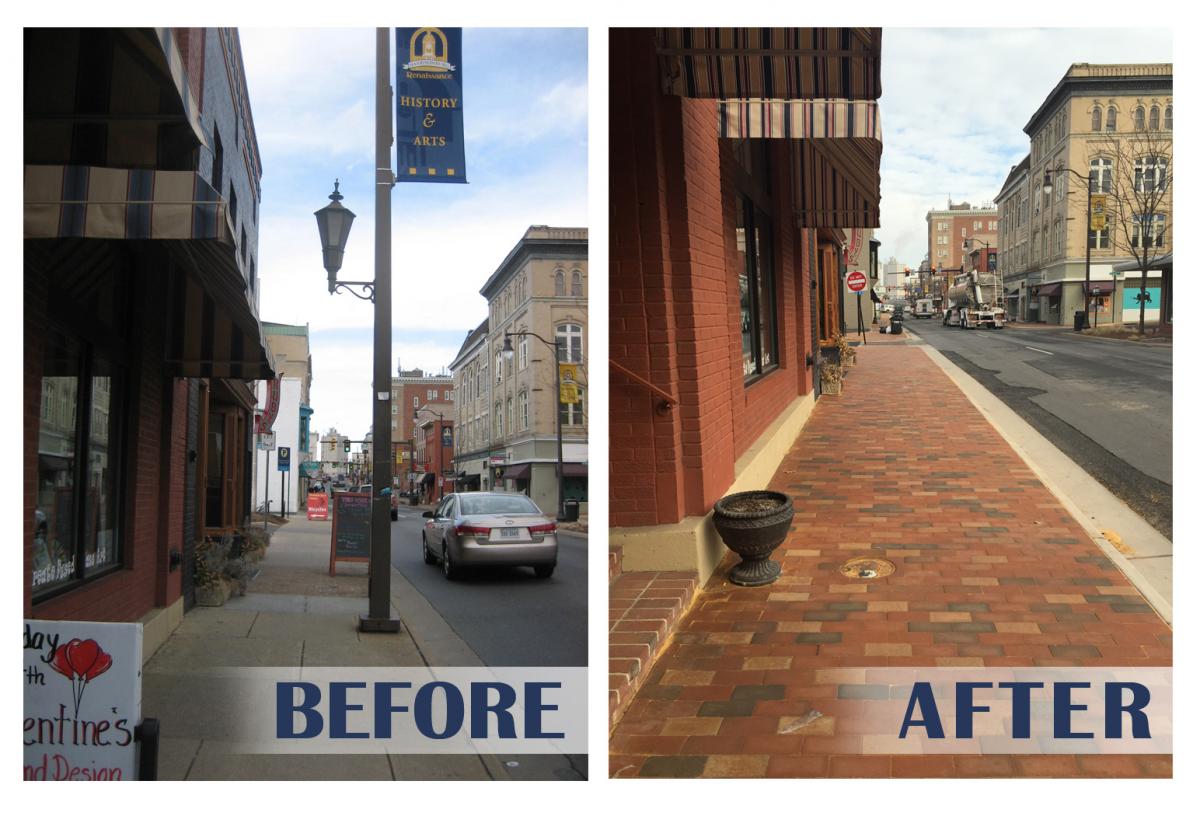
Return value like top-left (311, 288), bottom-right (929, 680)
top-left (414, 406), bottom-right (445, 501)
top-left (312, 29), bottom-right (399, 634)
top-left (1044, 168), bottom-right (1094, 329)
top-left (502, 330), bottom-right (566, 521)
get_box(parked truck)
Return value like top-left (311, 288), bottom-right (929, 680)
top-left (943, 269), bottom-right (1005, 329)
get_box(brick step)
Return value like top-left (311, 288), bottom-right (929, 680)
top-left (608, 570), bottom-right (699, 730)
top-left (608, 544), bottom-right (622, 584)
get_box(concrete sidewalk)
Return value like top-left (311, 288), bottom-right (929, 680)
top-left (609, 339), bottom-right (1171, 779)
top-left (143, 517), bottom-right (493, 780)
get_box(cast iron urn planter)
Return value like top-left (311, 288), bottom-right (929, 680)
top-left (712, 490), bottom-right (794, 587)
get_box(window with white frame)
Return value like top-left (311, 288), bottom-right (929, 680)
top-left (1106, 106), bottom-right (1117, 131)
top-left (494, 402), bottom-right (502, 437)
top-left (1089, 219), bottom-right (1110, 250)
top-left (1135, 157), bottom-right (1168, 193)
top-left (518, 335), bottom-right (528, 370)
top-left (1055, 171), bottom-right (1065, 202)
top-left (1132, 214), bottom-right (1167, 248)
top-left (413, 396), bottom-right (419, 407)
top-left (518, 390), bottom-right (528, 430)
top-left (1165, 105), bottom-right (1172, 130)
top-left (1090, 158), bottom-right (1113, 194)
top-left (1150, 106), bottom-right (1160, 130)
top-left (506, 397), bottom-right (512, 433)
top-left (554, 270), bottom-right (565, 296)
top-left (556, 323), bottom-right (583, 363)
top-left (495, 350), bottom-right (503, 383)
top-left (1134, 106), bottom-right (1145, 130)
top-left (961, 227), bottom-right (966, 237)
top-left (571, 270), bottom-right (582, 297)
top-left (1091, 107), bottom-right (1101, 131)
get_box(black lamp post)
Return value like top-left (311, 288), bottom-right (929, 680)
top-left (414, 405), bottom-right (445, 501)
top-left (502, 330), bottom-right (567, 521)
top-left (1044, 168), bottom-right (1095, 329)
top-left (311, 32), bottom-right (399, 634)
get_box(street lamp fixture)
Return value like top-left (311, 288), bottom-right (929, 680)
top-left (1044, 167), bottom-right (1097, 329)
top-left (314, 180), bottom-right (356, 293)
top-left (502, 330), bottom-right (568, 521)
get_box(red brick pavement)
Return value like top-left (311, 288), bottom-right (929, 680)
top-left (609, 340), bottom-right (1171, 778)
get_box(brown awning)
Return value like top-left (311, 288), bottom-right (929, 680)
top-left (1034, 283), bottom-right (1062, 297)
top-left (558, 463), bottom-right (588, 478)
top-left (502, 463), bottom-right (532, 481)
top-left (25, 164), bottom-right (276, 380)
top-left (656, 28), bottom-right (882, 100)
top-left (1082, 281), bottom-right (1115, 294)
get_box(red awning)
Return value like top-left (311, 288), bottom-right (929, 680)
top-left (1034, 283), bottom-right (1062, 297)
top-left (1082, 281), bottom-right (1115, 294)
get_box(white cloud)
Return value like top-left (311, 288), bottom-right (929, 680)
top-left (876, 27), bottom-right (1172, 265)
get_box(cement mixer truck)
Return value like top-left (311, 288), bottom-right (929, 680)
top-left (943, 268), bottom-right (1005, 329)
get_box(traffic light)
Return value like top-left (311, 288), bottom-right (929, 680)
top-left (344, 441), bottom-right (351, 454)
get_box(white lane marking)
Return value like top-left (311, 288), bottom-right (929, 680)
top-left (1025, 346), bottom-right (1054, 355)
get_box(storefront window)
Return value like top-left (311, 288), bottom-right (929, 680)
top-left (738, 197), bottom-right (778, 380)
top-left (34, 329), bottom-right (123, 596)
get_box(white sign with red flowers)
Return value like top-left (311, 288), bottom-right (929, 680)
top-left (23, 620), bottom-right (142, 780)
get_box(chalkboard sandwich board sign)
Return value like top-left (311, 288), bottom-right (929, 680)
top-left (329, 491), bottom-right (371, 575)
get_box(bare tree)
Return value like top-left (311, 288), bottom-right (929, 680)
top-left (1075, 125), bottom-right (1172, 334)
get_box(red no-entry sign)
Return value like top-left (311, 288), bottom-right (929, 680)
top-left (846, 270), bottom-right (868, 293)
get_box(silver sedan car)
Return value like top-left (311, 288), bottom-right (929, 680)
top-left (421, 492), bottom-right (558, 580)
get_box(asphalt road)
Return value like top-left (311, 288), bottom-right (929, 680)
top-left (389, 505), bottom-right (588, 667)
top-left (905, 319), bottom-right (1172, 537)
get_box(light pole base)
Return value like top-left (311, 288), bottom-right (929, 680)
top-left (358, 614), bottom-right (402, 633)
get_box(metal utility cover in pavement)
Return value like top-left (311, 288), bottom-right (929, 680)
top-left (839, 557), bottom-right (895, 580)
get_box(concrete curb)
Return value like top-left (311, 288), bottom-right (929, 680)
top-left (906, 329), bottom-right (1172, 625)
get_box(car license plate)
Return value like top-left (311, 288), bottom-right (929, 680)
top-left (499, 528), bottom-right (522, 539)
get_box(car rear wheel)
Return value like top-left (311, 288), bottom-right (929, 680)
top-left (533, 564), bottom-right (555, 579)
top-left (422, 533), bottom-right (437, 565)
top-left (442, 543), bottom-right (458, 580)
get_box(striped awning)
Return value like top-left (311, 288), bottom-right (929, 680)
top-left (25, 165), bottom-right (232, 242)
top-left (719, 98), bottom-right (880, 140)
top-left (25, 163), bottom-right (274, 380)
top-left (716, 99), bottom-right (882, 230)
top-left (166, 272), bottom-right (275, 380)
top-left (657, 28), bottom-right (882, 101)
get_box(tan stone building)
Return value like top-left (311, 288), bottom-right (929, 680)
top-left (1007, 62), bottom-right (1172, 325)
top-left (995, 155), bottom-right (1031, 319)
top-left (450, 226), bottom-right (588, 516)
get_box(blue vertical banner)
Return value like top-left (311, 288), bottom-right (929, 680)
top-left (395, 27), bottom-right (468, 184)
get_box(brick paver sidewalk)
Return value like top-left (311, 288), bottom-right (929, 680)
top-left (610, 342), bottom-right (1171, 779)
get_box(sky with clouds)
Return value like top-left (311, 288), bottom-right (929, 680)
top-left (878, 27), bottom-right (1171, 268)
top-left (239, 27), bottom-right (587, 441)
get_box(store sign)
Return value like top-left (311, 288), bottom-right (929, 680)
top-left (24, 620), bottom-right (142, 780)
top-left (259, 432), bottom-right (276, 451)
top-left (396, 27), bottom-right (467, 184)
top-left (261, 377), bottom-right (282, 432)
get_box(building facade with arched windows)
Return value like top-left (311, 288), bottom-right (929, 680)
top-left (450, 226), bottom-right (588, 515)
top-left (1000, 62), bottom-right (1172, 325)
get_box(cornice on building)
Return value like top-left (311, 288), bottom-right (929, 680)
top-left (1024, 63), bottom-right (1172, 136)
top-left (478, 226), bottom-right (588, 300)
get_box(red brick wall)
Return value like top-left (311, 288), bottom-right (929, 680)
top-left (609, 29), bottom-right (817, 530)
top-left (171, 28), bottom-right (206, 113)
top-left (24, 266), bottom-right (181, 622)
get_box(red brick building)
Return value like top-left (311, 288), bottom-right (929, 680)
top-left (24, 29), bottom-right (274, 653)
top-left (415, 417), bottom-right (455, 502)
top-left (609, 28), bottom-right (883, 582)
top-left (392, 367), bottom-right (453, 486)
